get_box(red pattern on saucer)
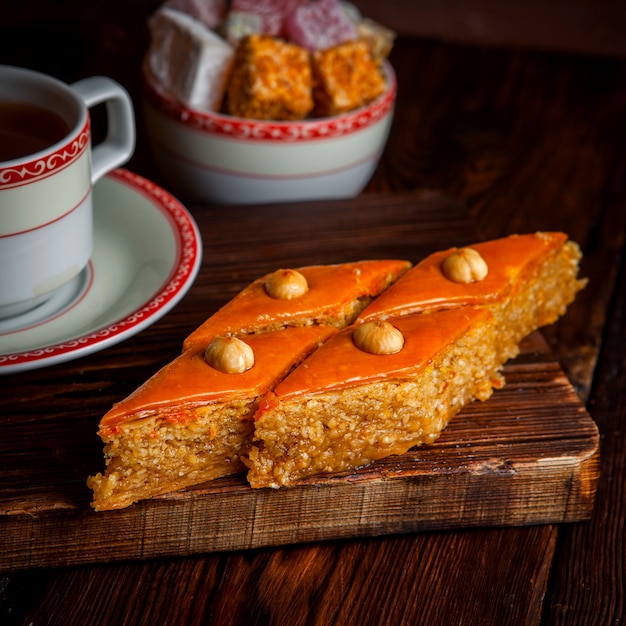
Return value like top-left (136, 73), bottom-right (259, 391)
top-left (0, 169), bottom-right (202, 372)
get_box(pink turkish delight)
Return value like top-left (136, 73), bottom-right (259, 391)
top-left (230, 0), bottom-right (306, 36)
top-left (284, 0), bottom-right (358, 51)
top-left (161, 0), bottom-right (227, 30)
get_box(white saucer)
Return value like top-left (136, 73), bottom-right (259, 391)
top-left (0, 169), bottom-right (202, 374)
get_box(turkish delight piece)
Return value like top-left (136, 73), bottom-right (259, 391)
top-left (231, 0), bottom-right (306, 36)
top-left (161, 0), bottom-right (227, 30)
top-left (284, 0), bottom-right (358, 51)
top-left (311, 39), bottom-right (386, 116)
top-left (357, 17), bottom-right (396, 62)
top-left (337, 1), bottom-right (362, 24)
top-left (226, 34), bottom-right (313, 120)
top-left (148, 8), bottom-right (234, 112)
top-left (220, 11), bottom-right (264, 46)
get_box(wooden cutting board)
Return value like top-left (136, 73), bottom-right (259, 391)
top-left (0, 191), bottom-right (599, 572)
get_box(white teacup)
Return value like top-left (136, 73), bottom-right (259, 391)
top-left (0, 65), bottom-right (135, 320)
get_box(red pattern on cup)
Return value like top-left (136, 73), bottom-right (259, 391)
top-left (0, 119), bottom-right (91, 190)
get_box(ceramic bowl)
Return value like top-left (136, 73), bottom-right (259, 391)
top-left (142, 61), bottom-right (396, 205)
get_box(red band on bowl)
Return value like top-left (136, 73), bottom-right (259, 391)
top-left (143, 62), bottom-right (396, 143)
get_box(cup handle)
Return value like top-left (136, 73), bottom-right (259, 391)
top-left (70, 76), bottom-right (136, 184)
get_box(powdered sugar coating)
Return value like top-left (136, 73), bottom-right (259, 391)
top-left (231, 0), bottom-right (306, 36)
top-left (162, 0), bottom-right (227, 29)
top-left (284, 0), bottom-right (358, 51)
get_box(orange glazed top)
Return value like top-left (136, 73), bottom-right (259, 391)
top-left (183, 259), bottom-right (411, 350)
top-left (100, 325), bottom-right (336, 434)
top-left (256, 306), bottom-right (492, 413)
top-left (358, 232), bottom-right (568, 322)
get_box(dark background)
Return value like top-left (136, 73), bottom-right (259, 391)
top-left (3, 0), bottom-right (626, 185)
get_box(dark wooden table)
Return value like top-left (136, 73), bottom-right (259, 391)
top-left (2, 2), bottom-right (626, 624)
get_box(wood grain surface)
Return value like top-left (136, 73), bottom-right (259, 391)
top-left (2, 1), bottom-right (626, 624)
top-left (0, 193), bottom-right (598, 572)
